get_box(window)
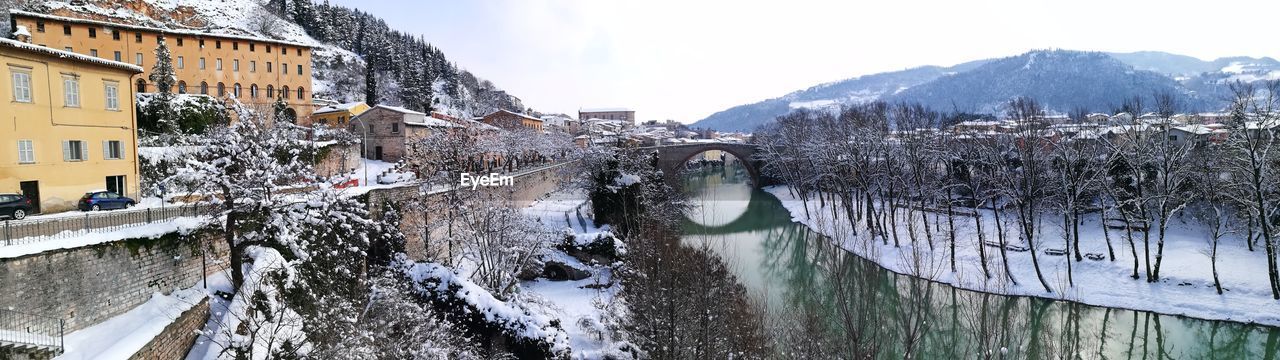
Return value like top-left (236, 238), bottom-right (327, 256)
top-left (296, 48), bottom-right (301, 56)
top-left (103, 141), bottom-right (123, 160)
top-left (282, 86), bottom-right (290, 99)
top-left (177, 81), bottom-right (187, 94)
top-left (63, 140), bottom-right (87, 162)
top-left (250, 61), bottom-right (256, 72)
top-left (217, 82), bottom-right (225, 97)
top-left (250, 84), bottom-right (258, 98)
top-left (64, 46), bottom-right (72, 52)
top-left (281, 47), bottom-right (287, 56)
top-left (199, 39), bottom-right (205, 48)
top-left (297, 64), bottom-right (303, 75)
top-left (90, 49), bottom-right (98, 57)
top-left (105, 82), bottom-right (120, 110)
top-left (62, 75), bottom-right (80, 107)
top-left (200, 82), bottom-right (208, 95)
top-left (233, 42), bottom-right (239, 51)
top-left (216, 40), bottom-right (222, 49)
top-left (267, 85), bottom-right (274, 98)
top-left (112, 30), bottom-right (119, 40)
top-left (17, 140), bottom-right (35, 164)
top-left (36, 21), bottom-right (44, 32)
top-left (63, 25), bottom-right (71, 35)
top-left (177, 37), bottom-right (183, 46)
top-left (135, 53), bottom-right (143, 66)
top-left (199, 57), bottom-right (206, 70)
top-left (391, 123), bottom-right (400, 133)
top-left (216, 58), bottom-right (222, 70)
top-left (282, 63), bottom-right (288, 76)
top-left (233, 59), bottom-right (240, 72)
top-left (114, 51), bottom-right (122, 62)
top-left (233, 83), bottom-right (241, 98)
top-left (266, 45), bottom-right (272, 53)
top-left (135, 32), bottom-right (142, 43)
top-left (297, 87), bottom-right (304, 100)
top-left (250, 43), bottom-right (255, 52)
top-left (11, 69), bottom-right (32, 103)
top-left (89, 28), bottom-right (96, 38)
top-left (176, 56), bottom-right (184, 69)
top-left (267, 62), bottom-right (272, 73)
top-left (135, 79), bottom-right (146, 93)
top-left (156, 36), bottom-right (162, 45)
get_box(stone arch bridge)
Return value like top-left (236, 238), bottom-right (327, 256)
top-left (632, 142), bottom-right (765, 187)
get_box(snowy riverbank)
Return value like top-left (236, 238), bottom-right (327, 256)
top-left (764, 186), bottom-right (1280, 327)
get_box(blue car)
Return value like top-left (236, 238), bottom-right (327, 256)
top-left (78, 191), bottom-right (136, 211)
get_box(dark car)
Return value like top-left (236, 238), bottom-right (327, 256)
top-left (78, 191), bottom-right (136, 211)
top-left (0, 193), bottom-right (33, 220)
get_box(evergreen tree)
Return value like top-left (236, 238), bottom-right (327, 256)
top-left (145, 37), bottom-right (178, 134)
top-left (364, 61), bottom-right (378, 106)
top-left (272, 95), bottom-right (294, 124)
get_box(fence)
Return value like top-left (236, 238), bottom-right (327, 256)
top-left (1, 204), bottom-right (212, 246)
top-left (0, 308), bottom-right (62, 355)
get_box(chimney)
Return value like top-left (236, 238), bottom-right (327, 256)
top-left (12, 25), bottom-right (32, 43)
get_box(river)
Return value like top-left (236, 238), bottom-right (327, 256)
top-left (679, 161), bottom-right (1280, 359)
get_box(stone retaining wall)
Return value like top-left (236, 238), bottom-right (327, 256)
top-left (0, 231), bottom-right (227, 332)
top-left (128, 297), bottom-right (210, 360)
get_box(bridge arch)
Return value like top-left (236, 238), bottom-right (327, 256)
top-left (648, 143), bottom-right (762, 188)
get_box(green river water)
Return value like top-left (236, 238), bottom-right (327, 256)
top-left (679, 162), bottom-right (1280, 359)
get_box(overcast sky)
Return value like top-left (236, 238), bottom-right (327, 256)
top-left (329, 0), bottom-right (1280, 123)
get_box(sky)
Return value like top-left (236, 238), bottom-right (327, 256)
top-left (329, 0), bottom-right (1280, 123)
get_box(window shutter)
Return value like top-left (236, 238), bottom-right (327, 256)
top-left (103, 141), bottom-right (110, 159)
top-left (80, 141), bottom-right (88, 160)
top-left (62, 141), bottom-right (70, 161)
top-left (119, 141), bottom-right (126, 159)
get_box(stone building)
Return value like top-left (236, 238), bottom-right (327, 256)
top-left (10, 10), bottom-right (316, 123)
top-left (349, 105), bottom-right (461, 162)
top-left (579, 107), bottom-right (635, 127)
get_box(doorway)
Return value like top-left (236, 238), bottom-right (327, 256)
top-left (374, 146), bottom-right (384, 161)
top-left (106, 175), bottom-right (127, 197)
top-left (19, 181), bottom-right (40, 214)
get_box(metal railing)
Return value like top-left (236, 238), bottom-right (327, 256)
top-left (2, 204), bottom-right (213, 247)
top-left (0, 308), bottom-right (63, 355)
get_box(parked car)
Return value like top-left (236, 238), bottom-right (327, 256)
top-left (78, 191), bottom-right (136, 211)
top-left (0, 193), bottom-right (33, 220)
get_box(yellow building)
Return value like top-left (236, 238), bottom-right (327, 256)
top-left (0, 37), bottom-right (143, 214)
top-left (10, 10), bottom-right (316, 123)
top-left (312, 101), bottom-right (370, 128)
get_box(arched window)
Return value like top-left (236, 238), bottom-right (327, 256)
top-left (233, 83), bottom-right (241, 98)
top-left (217, 82), bottom-right (225, 97)
top-left (200, 81), bottom-right (208, 95)
top-left (135, 79), bottom-right (146, 93)
top-left (282, 86), bottom-right (290, 100)
top-left (177, 81), bottom-right (187, 94)
top-left (267, 85), bottom-right (275, 99)
top-left (297, 87), bottom-right (304, 100)
top-left (250, 84), bottom-right (258, 99)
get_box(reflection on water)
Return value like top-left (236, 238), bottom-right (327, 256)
top-left (680, 163), bottom-right (1280, 359)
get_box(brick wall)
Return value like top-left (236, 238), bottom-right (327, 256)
top-left (0, 231), bottom-right (228, 332)
top-left (128, 297), bottom-right (210, 360)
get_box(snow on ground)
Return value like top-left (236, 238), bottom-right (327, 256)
top-left (0, 216), bottom-right (206, 259)
top-left (58, 286), bottom-right (207, 359)
top-left (765, 186), bottom-right (1280, 327)
top-left (520, 189), bottom-right (629, 359)
top-left (187, 247), bottom-right (307, 360)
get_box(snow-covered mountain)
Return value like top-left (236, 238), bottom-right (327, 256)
top-left (5, 0), bottom-right (526, 118)
top-left (693, 49), bottom-right (1276, 133)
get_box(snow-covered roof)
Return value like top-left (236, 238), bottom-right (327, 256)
top-left (405, 117), bottom-right (462, 128)
top-left (9, 9), bottom-right (313, 48)
top-left (487, 109), bottom-right (542, 122)
top-left (0, 37), bottom-right (143, 73)
top-left (580, 107), bottom-right (633, 113)
top-left (374, 104), bottom-right (425, 116)
top-left (12, 25), bottom-right (31, 38)
top-left (313, 101), bottom-right (366, 115)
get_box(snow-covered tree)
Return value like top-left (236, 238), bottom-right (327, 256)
top-left (144, 37), bottom-right (179, 134)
